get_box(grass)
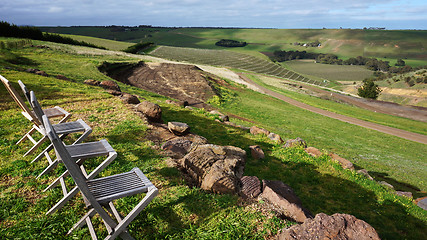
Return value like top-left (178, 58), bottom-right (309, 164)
top-left (58, 34), bottom-right (134, 51)
top-left (0, 40), bottom-right (426, 239)
top-left (284, 60), bottom-right (374, 82)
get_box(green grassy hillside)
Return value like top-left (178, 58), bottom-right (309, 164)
top-left (0, 39), bottom-right (426, 239)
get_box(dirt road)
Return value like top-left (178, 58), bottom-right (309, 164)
top-left (238, 74), bottom-right (427, 144)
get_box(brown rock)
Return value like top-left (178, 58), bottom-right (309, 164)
top-left (284, 137), bottom-right (307, 148)
top-left (268, 132), bottom-right (284, 143)
top-left (329, 153), bottom-right (354, 170)
top-left (250, 126), bottom-right (270, 136)
top-left (240, 176), bottom-right (262, 199)
top-left (136, 101), bottom-right (162, 122)
top-left (249, 145), bottom-right (265, 159)
top-left (100, 80), bottom-right (121, 91)
top-left (395, 191), bottom-right (413, 198)
top-left (260, 180), bottom-right (312, 223)
top-left (35, 70), bottom-right (48, 77)
top-left (179, 144), bottom-right (246, 194)
top-left (278, 213), bottom-right (380, 240)
top-left (379, 181), bottom-right (394, 189)
top-left (168, 122), bottom-right (190, 136)
top-left (55, 74), bottom-right (70, 81)
top-left (120, 93), bottom-right (140, 104)
top-left (357, 169), bottom-right (374, 180)
top-left (84, 79), bottom-right (100, 86)
top-left (304, 147), bottom-right (322, 157)
top-left (415, 197), bottom-right (427, 210)
top-left (25, 68), bottom-right (39, 73)
top-left (161, 138), bottom-right (193, 158)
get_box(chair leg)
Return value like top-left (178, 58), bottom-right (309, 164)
top-left (16, 127), bottom-right (36, 145)
top-left (24, 135), bottom-right (47, 157)
top-left (67, 208), bottom-right (96, 235)
top-left (37, 160), bottom-right (59, 179)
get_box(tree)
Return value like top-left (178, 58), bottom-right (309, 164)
top-left (358, 79), bottom-right (382, 99)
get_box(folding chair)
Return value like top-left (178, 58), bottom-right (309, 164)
top-left (0, 75), bottom-right (71, 157)
top-left (17, 80), bottom-right (92, 164)
top-left (43, 114), bottom-right (158, 240)
top-left (30, 91), bottom-right (117, 215)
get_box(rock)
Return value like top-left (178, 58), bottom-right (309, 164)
top-left (165, 100), bottom-right (174, 105)
top-left (250, 126), bottom-right (270, 136)
top-left (260, 180), bottom-right (312, 223)
top-left (357, 169), bottom-right (374, 180)
top-left (99, 80), bottom-right (121, 91)
top-left (35, 70), bottom-right (48, 77)
top-left (268, 132), bottom-right (284, 143)
top-left (55, 74), bottom-right (70, 81)
top-left (106, 90), bottom-right (122, 96)
top-left (284, 137), bottom-right (307, 148)
top-left (179, 144), bottom-right (246, 194)
top-left (304, 147), bottom-right (322, 157)
top-left (329, 153), bottom-right (354, 170)
top-left (161, 138), bottom-right (193, 158)
top-left (395, 191), bottom-right (413, 198)
top-left (240, 176), bottom-right (262, 199)
top-left (223, 121), bottom-right (238, 127)
top-left (379, 181), bottom-right (394, 189)
top-left (278, 213), bottom-right (380, 240)
top-left (168, 122), bottom-right (190, 136)
top-left (25, 68), bottom-right (39, 73)
top-left (120, 93), bottom-right (140, 104)
top-left (219, 115), bottom-right (229, 122)
top-left (136, 101), bottom-right (162, 122)
top-left (415, 197), bottom-right (427, 210)
top-left (249, 145), bottom-right (265, 159)
top-left (84, 79), bottom-right (100, 86)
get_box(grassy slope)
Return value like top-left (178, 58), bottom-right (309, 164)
top-left (0, 41), bottom-right (426, 239)
top-left (59, 33), bottom-right (134, 51)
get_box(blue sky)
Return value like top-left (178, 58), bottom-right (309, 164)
top-left (1, 0), bottom-right (426, 29)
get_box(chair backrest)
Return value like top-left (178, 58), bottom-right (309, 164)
top-left (42, 115), bottom-right (118, 228)
top-left (18, 80), bottom-right (31, 104)
top-left (29, 91), bottom-right (45, 125)
top-left (0, 75), bottom-right (40, 125)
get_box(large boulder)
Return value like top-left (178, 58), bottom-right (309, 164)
top-left (161, 138), bottom-right (193, 159)
top-left (168, 122), bottom-right (190, 136)
top-left (304, 147), bottom-right (322, 157)
top-left (136, 101), bottom-right (162, 122)
top-left (250, 126), bottom-right (270, 136)
top-left (84, 79), bottom-right (100, 86)
top-left (100, 80), bottom-right (121, 92)
top-left (278, 213), bottom-right (380, 240)
top-left (179, 144), bottom-right (246, 194)
top-left (284, 137), bottom-right (307, 148)
top-left (329, 153), bottom-right (354, 170)
top-left (240, 176), bottom-right (262, 199)
top-left (260, 180), bottom-right (312, 223)
top-left (249, 145), bottom-right (265, 159)
top-left (120, 93), bottom-right (140, 104)
top-left (268, 132), bottom-right (284, 143)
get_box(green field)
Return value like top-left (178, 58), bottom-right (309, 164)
top-left (40, 27), bottom-right (427, 66)
top-left (284, 60), bottom-right (374, 81)
top-left (0, 39), bottom-right (426, 239)
top-left (59, 34), bottom-right (134, 51)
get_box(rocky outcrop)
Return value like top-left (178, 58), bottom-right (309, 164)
top-left (120, 93), bottom-right (140, 104)
top-left (84, 79), bottom-right (101, 86)
top-left (250, 126), bottom-right (270, 136)
top-left (100, 80), bottom-right (121, 91)
top-left (168, 122), bottom-right (190, 136)
top-left (260, 180), bottom-right (312, 223)
top-left (136, 101), bottom-right (162, 122)
top-left (249, 145), bottom-right (265, 159)
top-left (329, 153), bottom-right (354, 170)
top-left (304, 147), bottom-right (322, 157)
top-left (161, 138), bottom-right (193, 159)
top-left (240, 176), bottom-right (262, 199)
top-left (268, 132), bottom-right (284, 143)
top-left (284, 137), bottom-right (307, 148)
top-left (178, 144), bottom-right (246, 194)
top-left (278, 213), bottom-right (380, 240)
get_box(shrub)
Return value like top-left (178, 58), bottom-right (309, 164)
top-left (215, 39), bottom-right (247, 47)
top-left (358, 79), bottom-right (382, 99)
top-left (123, 42), bottom-right (154, 54)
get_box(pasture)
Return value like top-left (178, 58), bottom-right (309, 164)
top-left (284, 60), bottom-right (374, 82)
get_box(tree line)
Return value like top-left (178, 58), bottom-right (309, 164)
top-left (215, 39), bottom-right (247, 47)
top-left (0, 21), bottom-right (106, 49)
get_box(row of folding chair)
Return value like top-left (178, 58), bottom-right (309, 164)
top-left (1, 75), bottom-right (158, 239)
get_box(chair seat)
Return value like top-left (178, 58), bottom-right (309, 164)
top-left (40, 106), bottom-right (68, 118)
top-left (53, 119), bottom-right (90, 135)
top-left (66, 139), bottom-right (114, 159)
top-left (87, 168), bottom-right (153, 204)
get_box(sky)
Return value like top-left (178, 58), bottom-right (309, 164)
top-left (1, 0), bottom-right (426, 29)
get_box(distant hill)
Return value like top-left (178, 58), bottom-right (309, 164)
top-left (39, 26), bottom-right (427, 66)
